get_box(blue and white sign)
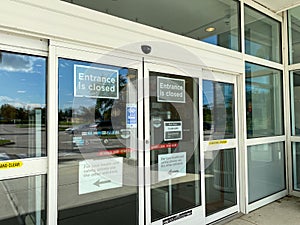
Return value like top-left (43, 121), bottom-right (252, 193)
top-left (74, 65), bottom-right (119, 99)
top-left (126, 103), bottom-right (137, 128)
top-left (73, 136), bottom-right (84, 146)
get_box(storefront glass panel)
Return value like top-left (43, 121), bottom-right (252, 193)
top-left (245, 63), bottom-right (283, 138)
top-left (248, 142), bottom-right (285, 203)
top-left (245, 5), bottom-right (282, 63)
top-left (205, 148), bottom-right (236, 216)
top-left (0, 51), bottom-right (46, 160)
top-left (290, 71), bottom-right (300, 135)
top-left (203, 80), bottom-right (235, 141)
top-left (292, 142), bottom-right (300, 191)
top-left (58, 58), bottom-right (138, 225)
top-left (0, 175), bottom-right (46, 225)
top-left (288, 6), bottom-right (300, 64)
top-left (149, 72), bottom-right (200, 222)
top-left (61, 0), bottom-right (240, 51)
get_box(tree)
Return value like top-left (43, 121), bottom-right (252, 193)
top-left (0, 104), bottom-right (17, 122)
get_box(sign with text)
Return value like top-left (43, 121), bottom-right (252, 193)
top-left (79, 157), bottom-right (123, 195)
top-left (0, 161), bottom-right (23, 170)
top-left (158, 152), bottom-right (186, 181)
top-left (157, 76), bottom-right (185, 103)
top-left (74, 65), bottom-right (119, 99)
top-left (163, 210), bottom-right (192, 225)
top-left (164, 121), bottom-right (182, 141)
top-left (126, 103), bottom-right (137, 128)
top-left (208, 140), bottom-right (228, 145)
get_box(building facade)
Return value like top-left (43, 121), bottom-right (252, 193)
top-left (0, 0), bottom-right (300, 225)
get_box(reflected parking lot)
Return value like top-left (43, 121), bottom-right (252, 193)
top-left (0, 124), bottom-right (46, 160)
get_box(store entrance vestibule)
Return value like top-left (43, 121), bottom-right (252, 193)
top-left (55, 46), bottom-right (239, 225)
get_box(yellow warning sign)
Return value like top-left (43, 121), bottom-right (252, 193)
top-left (208, 140), bottom-right (228, 145)
top-left (0, 161), bottom-right (23, 170)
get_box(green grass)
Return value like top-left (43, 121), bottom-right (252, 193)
top-left (0, 139), bottom-right (13, 145)
top-left (16, 124), bottom-right (46, 128)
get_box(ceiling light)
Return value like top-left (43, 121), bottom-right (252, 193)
top-left (205, 27), bottom-right (215, 32)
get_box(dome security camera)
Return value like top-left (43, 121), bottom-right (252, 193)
top-left (141, 45), bottom-right (152, 54)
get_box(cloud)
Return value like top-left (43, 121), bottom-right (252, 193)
top-left (0, 53), bottom-right (39, 73)
top-left (0, 95), bottom-right (44, 109)
top-left (0, 96), bottom-right (14, 102)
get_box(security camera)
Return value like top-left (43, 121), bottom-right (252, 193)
top-left (141, 45), bottom-right (152, 54)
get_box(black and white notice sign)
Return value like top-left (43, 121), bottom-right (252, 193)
top-left (158, 152), bottom-right (186, 181)
top-left (79, 157), bottom-right (123, 195)
top-left (157, 76), bottom-right (185, 103)
top-left (164, 121), bottom-right (182, 141)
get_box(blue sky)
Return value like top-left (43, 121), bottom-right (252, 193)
top-left (0, 52), bottom-right (234, 112)
top-left (0, 52), bottom-right (46, 109)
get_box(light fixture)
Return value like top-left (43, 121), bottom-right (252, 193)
top-left (205, 27), bottom-right (216, 32)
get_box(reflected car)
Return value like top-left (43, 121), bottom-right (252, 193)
top-left (65, 123), bottom-right (97, 135)
top-left (71, 120), bottom-right (131, 149)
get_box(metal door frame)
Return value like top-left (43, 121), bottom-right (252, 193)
top-left (144, 61), bottom-right (205, 225)
top-left (200, 70), bottom-right (240, 224)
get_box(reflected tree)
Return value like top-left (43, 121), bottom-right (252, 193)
top-left (0, 104), bottom-right (17, 122)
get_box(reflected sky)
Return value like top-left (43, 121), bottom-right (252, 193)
top-left (203, 80), bottom-right (233, 107)
top-left (245, 62), bottom-right (281, 94)
top-left (0, 52), bottom-right (46, 108)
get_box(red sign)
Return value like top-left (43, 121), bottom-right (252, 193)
top-left (98, 142), bottom-right (179, 156)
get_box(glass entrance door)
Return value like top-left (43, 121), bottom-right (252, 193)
top-left (0, 47), bottom-right (47, 225)
top-left (144, 63), bottom-right (205, 225)
top-left (202, 70), bottom-right (239, 224)
top-left (57, 53), bottom-right (141, 225)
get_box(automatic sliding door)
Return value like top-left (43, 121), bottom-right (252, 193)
top-left (145, 64), bottom-right (204, 225)
top-left (58, 58), bottom-right (139, 225)
top-left (202, 72), bottom-right (238, 223)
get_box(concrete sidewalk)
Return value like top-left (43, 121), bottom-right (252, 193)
top-left (222, 196), bottom-right (300, 225)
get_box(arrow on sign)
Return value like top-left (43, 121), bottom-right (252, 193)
top-left (93, 179), bottom-right (111, 187)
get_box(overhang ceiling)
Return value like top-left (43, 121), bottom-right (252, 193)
top-left (255, 0), bottom-right (300, 13)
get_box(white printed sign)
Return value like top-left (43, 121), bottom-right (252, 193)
top-left (79, 157), bottom-right (123, 195)
top-left (158, 152), bottom-right (186, 181)
top-left (164, 121), bottom-right (182, 141)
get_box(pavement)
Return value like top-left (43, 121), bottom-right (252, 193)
top-left (220, 196), bottom-right (300, 225)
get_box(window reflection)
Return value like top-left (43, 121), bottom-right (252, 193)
top-left (245, 63), bottom-right (283, 138)
top-left (290, 71), bottom-right (300, 135)
top-left (288, 6), bottom-right (300, 64)
top-left (62, 0), bottom-right (240, 51)
top-left (205, 149), bottom-right (236, 215)
top-left (293, 142), bottom-right (300, 191)
top-left (245, 5), bottom-right (282, 63)
top-left (0, 175), bottom-right (46, 225)
top-left (58, 58), bottom-right (138, 225)
top-left (203, 80), bottom-right (235, 141)
top-left (149, 72), bottom-right (200, 222)
top-left (248, 142), bottom-right (285, 203)
top-left (0, 51), bottom-right (46, 160)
